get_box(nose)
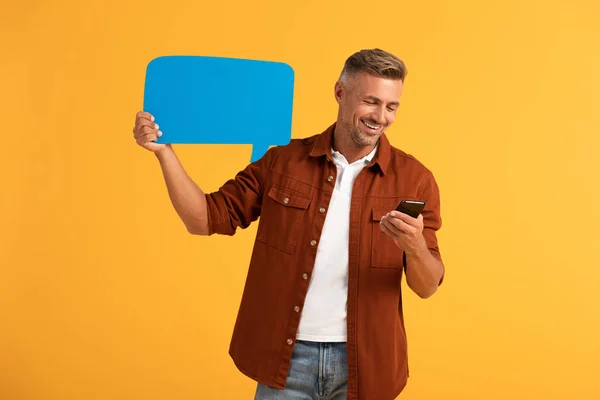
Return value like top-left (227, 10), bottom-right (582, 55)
top-left (372, 107), bottom-right (386, 125)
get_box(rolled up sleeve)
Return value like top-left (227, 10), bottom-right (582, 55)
top-left (205, 146), bottom-right (278, 236)
top-left (418, 171), bottom-right (444, 283)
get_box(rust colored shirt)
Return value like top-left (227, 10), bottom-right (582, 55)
top-left (204, 123), bottom-right (444, 400)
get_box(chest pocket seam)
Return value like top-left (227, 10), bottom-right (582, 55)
top-left (268, 185), bottom-right (311, 209)
top-left (257, 185), bottom-right (312, 254)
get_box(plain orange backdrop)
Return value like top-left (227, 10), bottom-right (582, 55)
top-left (1, 0), bottom-right (599, 399)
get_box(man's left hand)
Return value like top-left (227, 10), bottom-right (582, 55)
top-left (379, 211), bottom-right (427, 255)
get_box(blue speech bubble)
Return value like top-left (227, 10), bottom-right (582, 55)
top-left (143, 55), bottom-right (295, 162)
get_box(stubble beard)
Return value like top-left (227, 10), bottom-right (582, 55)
top-left (347, 121), bottom-right (380, 148)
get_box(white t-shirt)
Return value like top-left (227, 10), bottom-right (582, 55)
top-left (296, 145), bottom-right (378, 342)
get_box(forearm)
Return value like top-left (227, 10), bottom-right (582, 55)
top-left (404, 237), bottom-right (444, 298)
top-left (155, 146), bottom-right (209, 235)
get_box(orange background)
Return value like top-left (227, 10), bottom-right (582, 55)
top-left (2, 0), bottom-right (599, 399)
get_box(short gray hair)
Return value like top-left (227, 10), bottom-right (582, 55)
top-left (339, 48), bottom-right (408, 83)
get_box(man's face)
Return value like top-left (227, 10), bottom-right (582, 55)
top-left (335, 71), bottom-right (403, 148)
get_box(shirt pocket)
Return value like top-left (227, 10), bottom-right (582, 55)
top-left (371, 208), bottom-right (405, 269)
top-left (257, 184), bottom-right (312, 254)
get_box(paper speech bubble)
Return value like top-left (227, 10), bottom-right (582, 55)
top-left (143, 55), bottom-right (295, 162)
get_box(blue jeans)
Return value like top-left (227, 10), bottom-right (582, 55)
top-left (254, 340), bottom-right (348, 400)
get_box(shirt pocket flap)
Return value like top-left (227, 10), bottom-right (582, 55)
top-left (268, 185), bottom-right (312, 210)
top-left (372, 209), bottom-right (390, 222)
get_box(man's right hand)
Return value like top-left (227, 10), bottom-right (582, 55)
top-left (132, 111), bottom-right (170, 154)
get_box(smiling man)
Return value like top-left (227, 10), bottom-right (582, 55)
top-left (132, 48), bottom-right (445, 400)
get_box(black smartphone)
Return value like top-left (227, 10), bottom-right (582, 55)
top-left (395, 200), bottom-right (426, 218)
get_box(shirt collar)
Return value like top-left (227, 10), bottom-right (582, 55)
top-left (308, 122), bottom-right (391, 175)
top-left (331, 143), bottom-right (377, 165)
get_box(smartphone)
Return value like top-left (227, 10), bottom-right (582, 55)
top-left (395, 200), bottom-right (426, 218)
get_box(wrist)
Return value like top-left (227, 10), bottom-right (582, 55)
top-left (403, 236), bottom-right (429, 258)
top-left (155, 145), bottom-right (173, 161)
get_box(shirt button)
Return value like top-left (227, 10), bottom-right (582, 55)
top-left (283, 197), bottom-right (290, 204)
top-left (302, 273), bottom-right (309, 280)
top-left (310, 240), bottom-right (317, 246)
top-left (294, 306), bottom-right (300, 312)
top-left (319, 207), bottom-right (326, 213)
top-left (327, 175), bottom-right (334, 182)
top-left (287, 338), bottom-right (293, 345)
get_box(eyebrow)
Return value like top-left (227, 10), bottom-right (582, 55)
top-left (363, 95), bottom-right (399, 107)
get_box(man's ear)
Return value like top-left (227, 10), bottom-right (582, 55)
top-left (334, 80), bottom-right (344, 104)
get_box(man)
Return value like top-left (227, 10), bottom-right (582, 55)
top-left (132, 48), bottom-right (444, 400)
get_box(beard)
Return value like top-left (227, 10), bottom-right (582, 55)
top-left (346, 119), bottom-right (383, 148)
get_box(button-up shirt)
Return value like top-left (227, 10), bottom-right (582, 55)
top-left (296, 144), bottom-right (377, 342)
top-left (204, 123), bottom-right (444, 400)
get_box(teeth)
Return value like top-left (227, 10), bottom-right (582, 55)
top-left (362, 120), bottom-right (380, 130)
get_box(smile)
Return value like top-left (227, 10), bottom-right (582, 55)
top-left (361, 119), bottom-right (381, 131)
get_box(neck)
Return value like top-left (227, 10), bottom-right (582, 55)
top-left (332, 124), bottom-right (377, 164)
